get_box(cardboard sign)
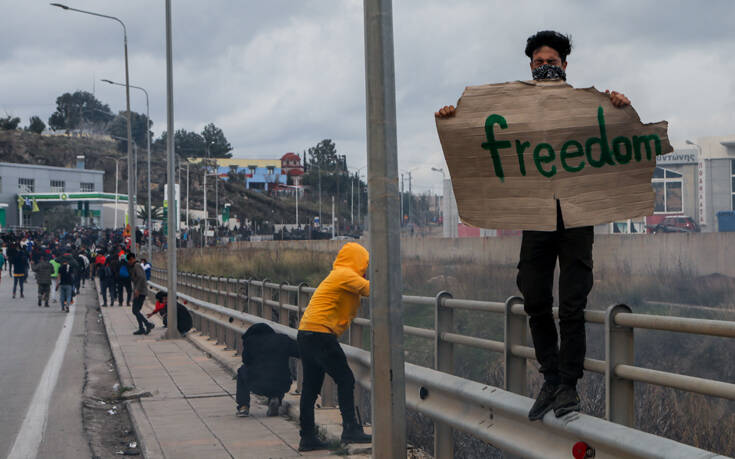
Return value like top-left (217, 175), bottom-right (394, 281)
top-left (436, 80), bottom-right (673, 230)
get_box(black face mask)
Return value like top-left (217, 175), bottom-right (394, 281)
top-left (532, 64), bottom-right (566, 81)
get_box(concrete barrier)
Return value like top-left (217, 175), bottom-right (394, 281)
top-left (222, 232), bottom-right (735, 278)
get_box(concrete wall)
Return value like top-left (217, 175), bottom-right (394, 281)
top-left (228, 232), bottom-right (735, 278)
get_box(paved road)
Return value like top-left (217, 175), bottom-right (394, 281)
top-left (0, 271), bottom-right (91, 458)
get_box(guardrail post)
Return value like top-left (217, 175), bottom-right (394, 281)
top-left (294, 282), bottom-right (309, 395)
top-left (504, 296), bottom-right (528, 396)
top-left (278, 283), bottom-right (289, 327)
top-left (245, 278), bottom-right (253, 314)
top-left (434, 291), bottom-right (454, 459)
top-left (606, 303), bottom-right (634, 426)
top-left (261, 279), bottom-right (271, 321)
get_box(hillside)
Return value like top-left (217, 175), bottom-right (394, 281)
top-left (0, 130), bottom-right (338, 228)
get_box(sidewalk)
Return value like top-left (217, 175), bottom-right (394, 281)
top-left (97, 282), bottom-right (369, 459)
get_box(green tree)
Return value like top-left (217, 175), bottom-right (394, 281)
top-left (107, 110), bottom-right (152, 151)
top-left (47, 90), bottom-right (114, 132)
top-left (0, 115), bottom-right (21, 130)
top-left (201, 123), bottom-right (232, 158)
top-left (154, 129), bottom-right (206, 158)
top-left (44, 206), bottom-right (80, 232)
top-left (307, 139), bottom-right (340, 171)
top-left (137, 205), bottom-right (164, 221)
top-left (25, 116), bottom-right (45, 134)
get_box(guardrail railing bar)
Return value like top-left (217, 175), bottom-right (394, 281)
top-left (148, 279), bottom-right (725, 459)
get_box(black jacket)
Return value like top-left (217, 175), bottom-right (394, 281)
top-left (241, 323), bottom-right (299, 395)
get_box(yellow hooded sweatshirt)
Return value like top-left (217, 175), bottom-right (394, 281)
top-left (298, 242), bottom-right (370, 336)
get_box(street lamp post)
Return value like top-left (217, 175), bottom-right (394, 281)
top-left (102, 79), bottom-right (152, 260)
top-left (51, 2), bottom-right (136, 250)
top-left (164, 0), bottom-right (178, 339)
top-left (102, 156), bottom-right (122, 229)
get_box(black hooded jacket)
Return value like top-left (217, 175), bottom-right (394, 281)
top-left (241, 323), bottom-right (299, 395)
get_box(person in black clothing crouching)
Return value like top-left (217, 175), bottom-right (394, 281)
top-left (235, 323), bottom-right (299, 418)
top-left (436, 30), bottom-right (631, 421)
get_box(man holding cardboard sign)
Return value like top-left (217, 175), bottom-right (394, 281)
top-left (435, 30), bottom-right (672, 421)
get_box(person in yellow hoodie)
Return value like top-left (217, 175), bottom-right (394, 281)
top-left (297, 242), bottom-right (371, 451)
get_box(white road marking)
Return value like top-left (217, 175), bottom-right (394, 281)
top-left (7, 304), bottom-right (76, 459)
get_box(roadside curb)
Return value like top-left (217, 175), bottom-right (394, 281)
top-left (94, 278), bottom-right (165, 459)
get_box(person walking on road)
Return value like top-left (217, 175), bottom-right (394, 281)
top-left (296, 242), bottom-right (372, 451)
top-left (127, 253), bottom-right (154, 335)
top-left (11, 246), bottom-right (29, 299)
top-left (0, 249), bottom-right (5, 285)
top-left (57, 258), bottom-right (74, 313)
top-left (49, 255), bottom-right (60, 304)
top-left (234, 323), bottom-right (299, 418)
top-left (118, 253), bottom-right (133, 307)
top-left (33, 254), bottom-right (52, 307)
top-left (98, 258), bottom-right (115, 307)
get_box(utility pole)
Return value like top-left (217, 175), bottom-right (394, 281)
top-left (295, 188), bottom-right (299, 226)
top-left (400, 173), bottom-right (404, 226)
top-left (203, 171), bottom-right (207, 246)
top-left (408, 170), bottom-right (412, 225)
top-left (331, 196), bottom-right (335, 238)
top-left (318, 161), bottom-right (322, 226)
top-left (363, 0), bottom-right (406, 455)
top-left (350, 176), bottom-right (354, 225)
top-left (186, 162), bottom-right (189, 229)
top-left (164, 0), bottom-right (179, 339)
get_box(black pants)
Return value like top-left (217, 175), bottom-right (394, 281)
top-left (235, 365), bottom-right (285, 408)
top-left (297, 330), bottom-right (356, 436)
top-left (516, 203), bottom-right (593, 386)
top-left (118, 278), bottom-right (132, 305)
top-left (100, 279), bottom-right (115, 305)
top-left (132, 295), bottom-right (151, 331)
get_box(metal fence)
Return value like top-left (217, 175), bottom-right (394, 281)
top-left (150, 267), bottom-right (734, 458)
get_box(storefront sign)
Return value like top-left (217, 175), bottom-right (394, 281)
top-left (657, 149), bottom-right (698, 165)
top-left (436, 81), bottom-right (673, 230)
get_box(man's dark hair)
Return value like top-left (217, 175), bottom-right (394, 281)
top-left (525, 30), bottom-right (572, 62)
top-left (127, 252), bottom-right (136, 260)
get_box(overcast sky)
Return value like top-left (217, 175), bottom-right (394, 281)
top-left (2, 0), bottom-right (734, 193)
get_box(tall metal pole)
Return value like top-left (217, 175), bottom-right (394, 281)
top-left (122, 21), bottom-right (136, 250)
top-left (363, 0), bottom-right (406, 455)
top-left (114, 160), bottom-right (119, 229)
top-left (164, 0), bottom-right (179, 339)
top-left (203, 172), bottom-right (208, 246)
top-left (186, 162), bottom-right (190, 229)
top-left (351, 176), bottom-right (354, 225)
top-left (331, 196), bottom-right (335, 238)
top-left (318, 161), bottom-right (322, 226)
top-left (295, 188), bottom-right (299, 226)
top-left (144, 90), bottom-right (151, 260)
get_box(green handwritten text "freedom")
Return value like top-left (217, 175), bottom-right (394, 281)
top-left (481, 107), bottom-right (662, 182)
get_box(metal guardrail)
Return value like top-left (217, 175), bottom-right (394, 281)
top-left (148, 275), bottom-right (730, 459)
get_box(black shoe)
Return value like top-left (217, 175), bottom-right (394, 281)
top-left (553, 384), bottom-right (581, 417)
top-left (133, 329), bottom-right (146, 335)
top-left (44, 303), bottom-right (49, 307)
top-left (38, 299), bottom-right (41, 306)
top-left (236, 405), bottom-right (250, 417)
top-left (266, 398), bottom-right (280, 417)
top-left (528, 380), bottom-right (559, 421)
top-left (145, 322), bottom-right (155, 334)
top-left (298, 434), bottom-right (328, 451)
top-left (341, 422), bottom-right (372, 444)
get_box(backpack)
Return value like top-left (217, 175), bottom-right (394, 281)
top-left (119, 264), bottom-right (130, 279)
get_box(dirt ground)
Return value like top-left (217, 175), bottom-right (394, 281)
top-left (80, 300), bottom-right (140, 457)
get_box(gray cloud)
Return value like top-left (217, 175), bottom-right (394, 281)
top-left (2, 0), bottom-right (733, 193)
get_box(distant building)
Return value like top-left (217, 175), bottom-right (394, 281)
top-left (280, 152), bottom-right (304, 187)
top-left (190, 158), bottom-right (288, 192)
top-left (0, 161), bottom-right (113, 228)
